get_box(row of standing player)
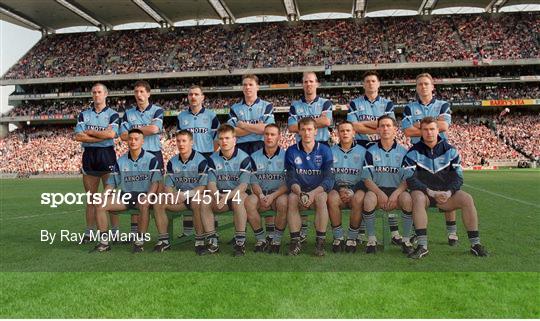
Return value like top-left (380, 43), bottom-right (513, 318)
top-left (74, 71), bottom-right (488, 257)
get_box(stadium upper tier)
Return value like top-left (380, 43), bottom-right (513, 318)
top-left (2, 13), bottom-right (539, 81)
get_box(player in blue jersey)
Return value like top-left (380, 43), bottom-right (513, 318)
top-left (176, 85), bottom-right (219, 240)
top-left (74, 83), bottom-right (119, 244)
top-left (91, 129), bottom-right (161, 253)
top-left (202, 124), bottom-right (251, 256)
top-left (347, 71), bottom-right (395, 147)
top-left (152, 130), bottom-right (209, 254)
top-left (227, 74), bottom-right (275, 155)
top-left (402, 117), bottom-right (488, 259)
top-left (288, 71), bottom-right (332, 241)
top-left (402, 73), bottom-right (459, 246)
top-left (120, 80), bottom-right (164, 168)
top-left (285, 117), bottom-right (334, 256)
top-left (288, 72), bottom-right (333, 145)
top-left (245, 124), bottom-right (288, 254)
top-left (362, 115), bottom-right (413, 254)
top-left (119, 80), bottom-right (164, 240)
top-left (327, 121), bottom-right (367, 253)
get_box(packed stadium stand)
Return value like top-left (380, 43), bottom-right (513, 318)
top-left (1, 0), bottom-right (539, 175)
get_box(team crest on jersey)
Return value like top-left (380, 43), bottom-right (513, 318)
top-left (374, 154), bottom-right (381, 162)
top-left (216, 163), bottom-right (223, 170)
top-left (314, 155), bottom-right (323, 166)
top-left (358, 106), bottom-right (365, 112)
top-left (414, 109), bottom-right (422, 116)
top-left (123, 167), bottom-right (129, 172)
top-left (239, 110), bottom-right (244, 116)
top-left (183, 119), bottom-right (189, 125)
top-left (333, 156), bottom-right (338, 163)
top-left (353, 155), bottom-right (361, 162)
top-left (258, 164), bottom-right (265, 170)
top-left (294, 157), bottom-right (303, 165)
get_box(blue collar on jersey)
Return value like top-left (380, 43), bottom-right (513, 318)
top-left (128, 149), bottom-right (145, 162)
top-left (338, 141), bottom-right (357, 153)
top-left (240, 98), bottom-right (261, 107)
top-left (363, 95), bottom-right (380, 103)
top-left (377, 140), bottom-right (398, 152)
top-left (416, 96), bottom-right (437, 106)
top-left (219, 146), bottom-right (239, 160)
top-left (179, 150), bottom-right (196, 164)
top-left (263, 146), bottom-right (281, 159)
top-left (188, 106), bottom-right (206, 116)
top-left (91, 106), bottom-right (110, 114)
top-left (135, 103), bottom-right (153, 113)
top-left (301, 96), bottom-right (320, 104)
top-left (298, 141), bottom-right (319, 154)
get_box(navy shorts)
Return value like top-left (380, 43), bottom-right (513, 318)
top-left (356, 140), bottom-right (376, 148)
top-left (200, 152), bottom-right (213, 161)
top-left (380, 187), bottom-right (397, 197)
top-left (121, 191), bottom-right (144, 210)
top-left (148, 150), bottom-right (165, 172)
top-left (82, 146), bottom-right (116, 177)
top-left (237, 141), bottom-right (264, 155)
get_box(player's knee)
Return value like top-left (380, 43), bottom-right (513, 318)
top-left (327, 191), bottom-right (340, 206)
top-left (315, 192), bottom-right (328, 205)
top-left (459, 191), bottom-right (474, 207)
top-left (411, 190), bottom-right (425, 202)
top-left (288, 192), bottom-right (299, 203)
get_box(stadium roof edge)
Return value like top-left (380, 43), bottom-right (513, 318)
top-left (1, 0), bottom-right (539, 32)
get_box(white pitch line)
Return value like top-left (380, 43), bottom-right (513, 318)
top-left (463, 183), bottom-right (540, 209)
top-left (0, 209), bottom-right (85, 220)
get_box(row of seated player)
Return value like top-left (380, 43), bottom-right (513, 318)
top-left (0, 115), bottom-right (529, 175)
top-left (6, 83), bottom-right (540, 117)
top-left (3, 13), bottom-right (539, 79)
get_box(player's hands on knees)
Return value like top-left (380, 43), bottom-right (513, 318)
top-left (376, 191), bottom-right (389, 210)
top-left (435, 191), bottom-right (451, 204)
top-left (385, 192), bottom-right (399, 211)
top-left (339, 188), bottom-right (353, 203)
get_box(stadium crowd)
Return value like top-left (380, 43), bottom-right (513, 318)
top-left (5, 84), bottom-right (539, 118)
top-left (1, 115), bottom-right (533, 174)
top-left (3, 13), bottom-right (539, 80)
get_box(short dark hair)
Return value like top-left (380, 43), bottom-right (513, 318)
top-left (337, 120), bottom-right (354, 130)
top-left (264, 123), bottom-right (281, 133)
top-left (242, 74), bottom-right (259, 85)
top-left (176, 129), bottom-right (193, 140)
top-left (362, 70), bottom-right (380, 81)
top-left (377, 115), bottom-right (397, 127)
top-left (128, 128), bottom-right (144, 136)
top-left (134, 80), bottom-right (151, 92)
top-left (188, 85), bottom-right (203, 94)
top-left (217, 124), bottom-right (235, 136)
top-left (420, 116), bottom-right (438, 128)
top-left (298, 117), bottom-right (316, 129)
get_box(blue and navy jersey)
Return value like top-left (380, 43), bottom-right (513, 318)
top-left (120, 104), bottom-right (164, 152)
top-left (227, 98), bottom-right (275, 144)
top-left (402, 98), bottom-right (451, 144)
top-left (288, 96), bottom-right (333, 143)
top-left (207, 147), bottom-right (251, 191)
top-left (107, 149), bottom-right (162, 193)
top-left (250, 147), bottom-right (286, 194)
top-left (346, 95), bottom-right (395, 142)
top-left (331, 143), bottom-right (366, 190)
top-left (363, 140), bottom-right (409, 189)
top-left (402, 136), bottom-right (463, 194)
top-left (74, 106), bottom-right (119, 148)
top-left (177, 107), bottom-right (219, 154)
top-left (285, 142), bottom-right (334, 193)
top-left (165, 151), bottom-right (208, 191)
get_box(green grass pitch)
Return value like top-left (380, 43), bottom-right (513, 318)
top-left (0, 170), bottom-right (539, 318)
